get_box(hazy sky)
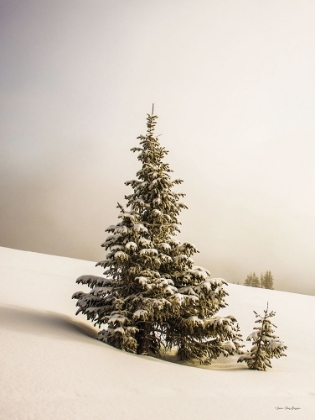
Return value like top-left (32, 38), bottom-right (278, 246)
top-left (1, 0), bottom-right (315, 295)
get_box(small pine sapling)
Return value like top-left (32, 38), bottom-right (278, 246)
top-left (238, 303), bottom-right (287, 371)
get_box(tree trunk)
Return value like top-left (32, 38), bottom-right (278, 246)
top-left (136, 322), bottom-right (149, 355)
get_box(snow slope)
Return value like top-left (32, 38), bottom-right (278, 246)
top-left (0, 246), bottom-right (314, 420)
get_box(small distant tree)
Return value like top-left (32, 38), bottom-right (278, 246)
top-left (260, 273), bottom-right (264, 288)
top-left (73, 110), bottom-right (243, 364)
top-left (251, 272), bottom-right (260, 288)
top-left (261, 271), bottom-right (274, 290)
top-left (244, 272), bottom-right (260, 287)
top-left (244, 273), bottom-right (252, 286)
top-left (237, 304), bottom-right (287, 371)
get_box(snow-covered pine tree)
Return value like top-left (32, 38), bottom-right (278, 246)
top-left (237, 304), bottom-right (287, 371)
top-left (73, 110), bottom-right (243, 363)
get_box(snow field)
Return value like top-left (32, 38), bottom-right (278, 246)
top-left (0, 247), bottom-right (314, 420)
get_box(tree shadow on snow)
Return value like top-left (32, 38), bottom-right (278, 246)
top-left (0, 305), bottom-right (249, 369)
top-left (0, 304), bottom-right (99, 343)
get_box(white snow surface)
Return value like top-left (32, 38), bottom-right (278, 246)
top-left (0, 246), bottom-right (314, 420)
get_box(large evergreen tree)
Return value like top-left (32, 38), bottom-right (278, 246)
top-left (73, 111), bottom-right (243, 363)
top-left (237, 304), bottom-right (287, 370)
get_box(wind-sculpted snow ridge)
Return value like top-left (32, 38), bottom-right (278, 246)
top-left (1, 246), bottom-right (315, 420)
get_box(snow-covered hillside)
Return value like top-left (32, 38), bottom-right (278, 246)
top-left (0, 246), bottom-right (314, 420)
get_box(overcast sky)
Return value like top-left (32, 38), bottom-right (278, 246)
top-left (1, 0), bottom-right (315, 295)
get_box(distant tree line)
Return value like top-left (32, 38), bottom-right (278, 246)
top-left (244, 271), bottom-right (274, 290)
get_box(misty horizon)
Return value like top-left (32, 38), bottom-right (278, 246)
top-left (1, 0), bottom-right (315, 296)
